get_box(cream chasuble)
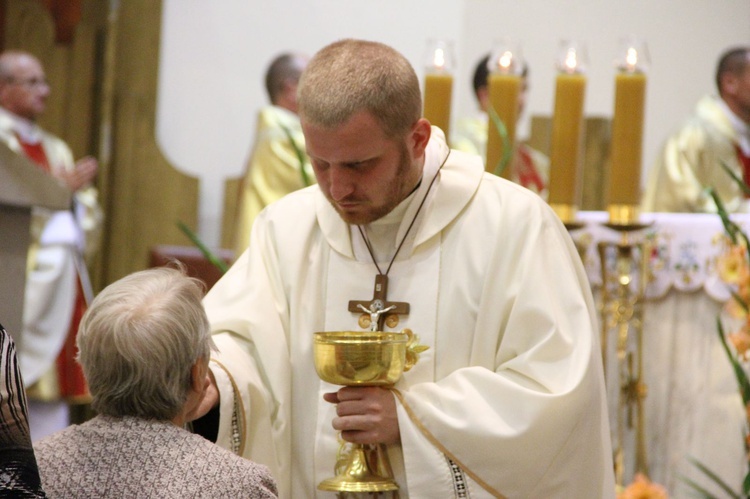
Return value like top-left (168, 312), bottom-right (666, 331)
top-left (233, 106), bottom-right (314, 255)
top-left (204, 129), bottom-right (615, 498)
top-left (317, 186), bottom-right (441, 492)
top-left (642, 95), bottom-right (749, 213)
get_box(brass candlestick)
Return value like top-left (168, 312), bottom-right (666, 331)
top-left (598, 219), bottom-right (651, 487)
top-left (313, 329), bottom-right (425, 493)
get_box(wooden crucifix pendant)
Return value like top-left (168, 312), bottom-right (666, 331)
top-left (348, 274), bottom-right (410, 331)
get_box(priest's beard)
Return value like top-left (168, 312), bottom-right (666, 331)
top-left (330, 142), bottom-right (419, 225)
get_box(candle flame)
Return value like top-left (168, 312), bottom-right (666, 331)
top-left (625, 47), bottom-right (639, 70)
top-left (564, 49), bottom-right (578, 72)
top-left (432, 48), bottom-right (446, 70)
top-left (499, 51), bottom-right (513, 70)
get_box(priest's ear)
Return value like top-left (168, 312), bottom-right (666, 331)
top-left (408, 118), bottom-right (432, 159)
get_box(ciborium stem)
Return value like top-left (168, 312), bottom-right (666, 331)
top-left (313, 329), bottom-right (427, 493)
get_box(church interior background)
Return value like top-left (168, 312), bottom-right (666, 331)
top-left (3, 0), bottom-right (750, 495)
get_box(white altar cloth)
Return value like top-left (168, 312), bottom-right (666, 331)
top-left (574, 211), bottom-right (747, 496)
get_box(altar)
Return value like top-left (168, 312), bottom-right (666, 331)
top-left (575, 211), bottom-right (747, 496)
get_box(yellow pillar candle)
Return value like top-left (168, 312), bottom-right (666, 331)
top-left (548, 73), bottom-right (586, 207)
top-left (608, 71), bottom-right (647, 207)
top-left (423, 72), bottom-right (453, 141)
top-left (485, 73), bottom-right (520, 177)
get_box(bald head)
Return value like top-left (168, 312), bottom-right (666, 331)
top-left (0, 50), bottom-right (49, 120)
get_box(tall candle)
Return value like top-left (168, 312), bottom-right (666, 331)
top-left (486, 72), bottom-right (520, 177)
top-left (609, 71), bottom-right (647, 207)
top-left (423, 72), bottom-right (453, 140)
top-left (548, 73), bottom-right (586, 206)
top-left (608, 39), bottom-right (649, 224)
top-left (422, 40), bottom-right (454, 142)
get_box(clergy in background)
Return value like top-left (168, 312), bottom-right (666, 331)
top-left (198, 38), bottom-right (614, 498)
top-left (0, 50), bottom-right (102, 440)
top-left (452, 54), bottom-right (550, 199)
top-left (232, 52), bottom-right (314, 255)
top-left (642, 46), bottom-right (750, 212)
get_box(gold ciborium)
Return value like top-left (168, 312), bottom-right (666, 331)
top-left (313, 329), bottom-right (423, 493)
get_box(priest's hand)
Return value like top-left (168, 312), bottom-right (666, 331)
top-left (323, 386), bottom-right (400, 445)
top-left (56, 156), bottom-right (98, 192)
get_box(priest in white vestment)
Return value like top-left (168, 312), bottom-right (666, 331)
top-left (200, 39), bottom-right (615, 498)
top-left (642, 46), bottom-right (750, 213)
top-left (0, 50), bottom-right (102, 440)
top-left (452, 54), bottom-right (549, 199)
top-left (232, 53), bottom-right (313, 256)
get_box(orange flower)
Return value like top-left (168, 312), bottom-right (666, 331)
top-left (617, 473), bottom-right (669, 499)
top-left (718, 243), bottom-right (749, 286)
top-left (726, 296), bottom-right (749, 320)
top-left (729, 330), bottom-right (750, 360)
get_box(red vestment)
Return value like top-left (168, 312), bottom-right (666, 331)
top-left (16, 133), bottom-right (89, 401)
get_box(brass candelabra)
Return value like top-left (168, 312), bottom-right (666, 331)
top-left (598, 214), bottom-right (652, 487)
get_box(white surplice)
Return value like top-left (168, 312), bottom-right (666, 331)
top-left (0, 107), bottom-right (101, 390)
top-left (203, 129), bottom-right (615, 498)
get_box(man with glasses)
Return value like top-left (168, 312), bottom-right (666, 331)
top-left (0, 50), bottom-right (102, 441)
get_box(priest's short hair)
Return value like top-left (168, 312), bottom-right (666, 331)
top-left (297, 38), bottom-right (422, 139)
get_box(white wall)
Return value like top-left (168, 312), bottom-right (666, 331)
top-left (157, 0), bottom-right (750, 247)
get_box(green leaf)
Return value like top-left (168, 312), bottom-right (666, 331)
top-left (708, 162), bottom-right (750, 498)
top-left (717, 317), bottom-right (750, 406)
top-left (678, 473), bottom-right (723, 499)
top-left (177, 221), bottom-right (229, 274)
top-left (279, 123), bottom-right (311, 187)
top-left (487, 106), bottom-right (512, 177)
top-left (719, 159), bottom-right (750, 197)
top-left (707, 187), bottom-right (740, 245)
top-left (685, 456), bottom-right (743, 499)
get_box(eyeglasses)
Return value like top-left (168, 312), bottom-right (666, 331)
top-left (4, 77), bottom-right (49, 89)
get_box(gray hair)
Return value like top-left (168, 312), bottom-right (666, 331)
top-left (77, 267), bottom-right (214, 420)
top-left (297, 39), bottom-right (422, 138)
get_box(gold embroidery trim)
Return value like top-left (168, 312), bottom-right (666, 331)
top-left (211, 359), bottom-right (247, 457)
top-left (391, 388), bottom-right (507, 499)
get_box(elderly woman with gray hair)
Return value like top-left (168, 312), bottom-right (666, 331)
top-left (33, 267), bottom-right (277, 498)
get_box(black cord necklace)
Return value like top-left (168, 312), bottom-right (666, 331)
top-left (347, 150), bottom-right (450, 331)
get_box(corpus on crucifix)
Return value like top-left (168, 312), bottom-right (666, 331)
top-left (348, 274), bottom-right (409, 331)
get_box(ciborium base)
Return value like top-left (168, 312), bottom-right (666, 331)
top-left (317, 444), bottom-right (399, 493)
top-left (314, 330), bottom-right (427, 494)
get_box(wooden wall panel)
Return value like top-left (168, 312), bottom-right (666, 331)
top-left (99, 0), bottom-right (199, 285)
top-left (3, 0), bottom-right (200, 290)
top-left (528, 115), bottom-right (611, 211)
top-left (221, 176), bottom-right (242, 250)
